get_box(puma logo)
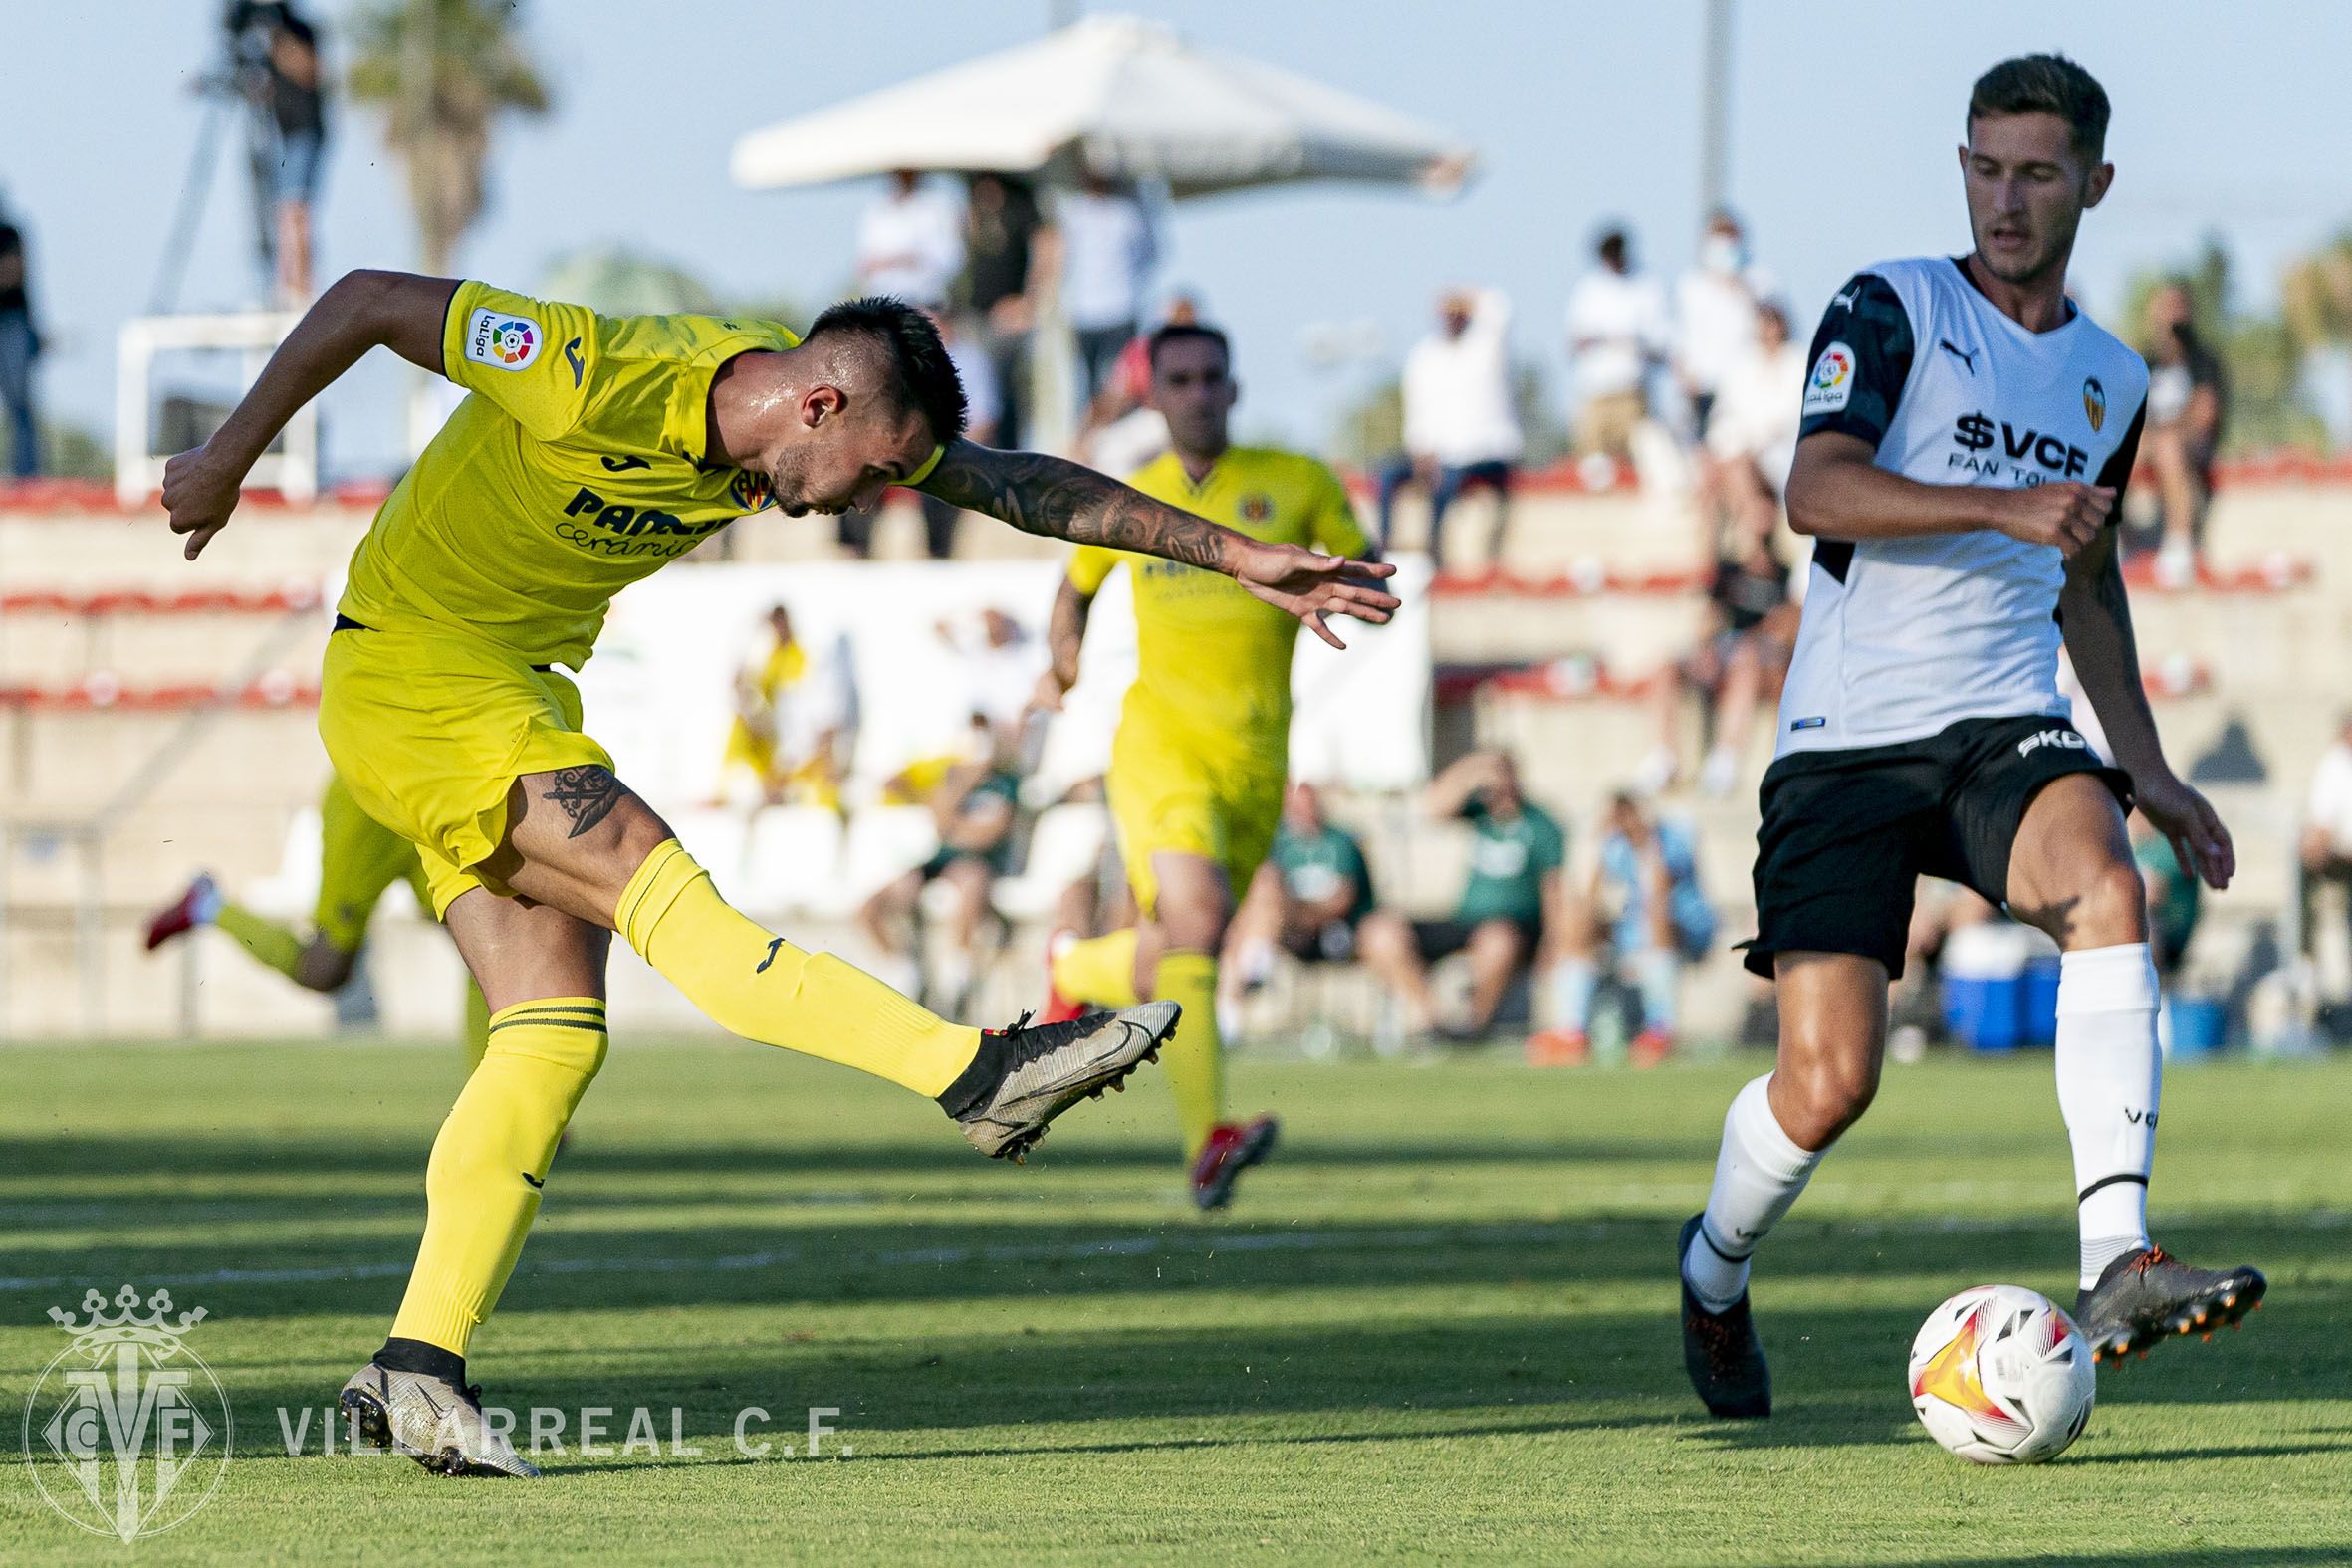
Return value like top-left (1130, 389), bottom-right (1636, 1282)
top-left (1832, 284), bottom-right (1860, 312)
top-left (522, 1172), bottom-right (544, 1189)
top-left (1939, 337), bottom-right (1978, 373)
top-left (756, 937), bottom-right (785, 974)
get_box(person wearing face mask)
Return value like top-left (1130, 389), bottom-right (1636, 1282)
top-left (1673, 209), bottom-right (1778, 444)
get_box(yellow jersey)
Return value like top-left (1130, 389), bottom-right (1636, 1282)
top-left (338, 281), bottom-right (798, 670)
top-left (1067, 446), bottom-right (1370, 769)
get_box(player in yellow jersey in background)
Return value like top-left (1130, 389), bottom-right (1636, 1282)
top-left (143, 773), bottom-right (493, 1066)
top-left (1037, 322), bottom-right (1375, 1210)
top-left (160, 269), bottom-right (1396, 1477)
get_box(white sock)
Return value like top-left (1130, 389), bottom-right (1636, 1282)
top-left (1634, 948), bottom-right (1679, 1035)
top-left (1549, 957), bottom-right (1599, 1033)
top-left (2055, 942), bottom-right (2161, 1289)
top-left (1683, 1074), bottom-right (1824, 1312)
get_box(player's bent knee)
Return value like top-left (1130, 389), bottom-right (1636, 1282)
top-left (2076, 858), bottom-right (2152, 948)
top-left (1775, 1048), bottom-right (1880, 1147)
top-left (295, 941), bottom-right (357, 994)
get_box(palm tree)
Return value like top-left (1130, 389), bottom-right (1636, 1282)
top-left (346, 0), bottom-right (552, 274)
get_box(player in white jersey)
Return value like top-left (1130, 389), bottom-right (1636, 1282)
top-left (1677, 54), bottom-right (2264, 1420)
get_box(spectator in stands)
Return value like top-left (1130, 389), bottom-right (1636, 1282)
top-left (1564, 226), bottom-right (1668, 464)
top-left (1637, 532), bottom-right (1797, 797)
top-left (1079, 292), bottom-right (1201, 476)
top-left (0, 200), bottom-right (39, 478)
top-left (1372, 287), bottom-right (1523, 567)
top-left (262, 5), bottom-right (327, 306)
top-left (2141, 282), bottom-right (2228, 586)
top-left (2300, 709), bottom-right (2352, 964)
top-left (1228, 782), bottom-right (1377, 991)
top-left (959, 171), bottom-right (1053, 449)
top-left (1531, 791), bottom-right (1716, 1067)
top-left (856, 169), bottom-right (964, 310)
top-left (2132, 809), bottom-right (2202, 981)
top-left (1359, 752), bottom-right (1565, 1041)
top-left (714, 605), bottom-right (849, 811)
top-left (846, 306), bottom-right (999, 560)
top-left (1888, 883), bottom-right (1996, 1058)
top-left (936, 605), bottom-right (1045, 745)
top-left (1673, 209), bottom-right (1775, 441)
top-left (1059, 169), bottom-right (1159, 400)
top-left (1698, 299), bottom-right (1807, 547)
top-left (859, 716), bottom-right (1024, 1014)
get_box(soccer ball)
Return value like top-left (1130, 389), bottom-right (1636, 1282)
top-left (1908, 1284), bottom-right (2096, 1464)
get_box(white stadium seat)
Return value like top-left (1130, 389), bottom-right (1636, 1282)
top-left (991, 802), bottom-right (1108, 922)
top-left (740, 805), bottom-right (845, 917)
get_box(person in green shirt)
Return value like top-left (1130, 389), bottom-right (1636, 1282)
top-left (2131, 809), bottom-right (2201, 978)
top-left (1227, 782), bottom-right (1377, 992)
top-left (1361, 751), bottom-right (1565, 1040)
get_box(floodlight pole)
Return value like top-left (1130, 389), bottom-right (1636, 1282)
top-left (1699, 0), bottom-right (1735, 215)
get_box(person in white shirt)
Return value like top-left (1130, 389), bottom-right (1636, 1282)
top-left (1374, 288), bottom-right (1524, 564)
top-left (1701, 301), bottom-right (1808, 542)
top-left (1674, 210), bottom-right (1777, 441)
top-left (2301, 711), bottom-right (2352, 964)
top-left (1565, 227), bottom-right (1669, 461)
top-left (1059, 171), bottom-right (1159, 398)
top-left (855, 169), bottom-right (964, 308)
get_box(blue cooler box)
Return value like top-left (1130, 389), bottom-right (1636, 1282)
top-left (1940, 926), bottom-right (2058, 1052)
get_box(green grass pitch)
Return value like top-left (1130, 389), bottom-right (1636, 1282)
top-left (1, 1038), bottom-right (2346, 1565)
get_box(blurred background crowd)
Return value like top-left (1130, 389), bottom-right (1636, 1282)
top-left (4, 1), bottom-right (2351, 1063)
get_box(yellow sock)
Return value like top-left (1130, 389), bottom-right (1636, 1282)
top-left (616, 839), bottom-right (980, 1097)
top-left (1052, 928), bottom-right (1141, 1008)
top-left (389, 999), bottom-right (606, 1356)
top-left (462, 981), bottom-right (491, 1071)
top-left (1154, 950), bottom-right (1223, 1161)
top-left (214, 901), bottom-right (305, 982)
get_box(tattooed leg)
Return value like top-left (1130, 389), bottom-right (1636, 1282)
top-left (540, 766), bottom-right (627, 840)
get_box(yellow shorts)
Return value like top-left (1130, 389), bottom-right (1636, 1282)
top-left (313, 772), bottom-right (431, 951)
top-left (1106, 722), bottom-right (1284, 917)
top-left (320, 625), bottom-right (611, 917)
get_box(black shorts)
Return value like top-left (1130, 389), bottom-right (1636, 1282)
top-left (1742, 714), bottom-right (2132, 981)
top-left (1280, 919), bottom-right (1360, 965)
top-left (1412, 915), bottom-right (1543, 963)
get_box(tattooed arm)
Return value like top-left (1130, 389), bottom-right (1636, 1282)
top-left (918, 440), bottom-right (1400, 648)
top-left (2059, 525), bottom-right (2233, 889)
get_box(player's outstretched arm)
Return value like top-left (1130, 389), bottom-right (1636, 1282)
top-left (162, 269), bottom-right (459, 560)
top-left (918, 440), bottom-right (1400, 649)
top-left (2059, 526), bottom-right (2234, 890)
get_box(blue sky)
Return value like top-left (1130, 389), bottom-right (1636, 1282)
top-left (9, 1), bottom-right (2352, 475)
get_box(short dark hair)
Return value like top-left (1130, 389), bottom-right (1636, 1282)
top-left (1596, 226), bottom-right (1629, 265)
top-left (1146, 321), bottom-right (1231, 371)
top-left (806, 296), bottom-right (968, 445)
top-left (1969, 53), bottom-right (2111, 157)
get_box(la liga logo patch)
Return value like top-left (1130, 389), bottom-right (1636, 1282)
top-left (1801, 340), bottom-right (1856, 415)
top-left (465, 307), bottom-right (543, 372)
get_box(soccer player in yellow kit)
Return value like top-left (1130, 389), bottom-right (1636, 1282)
top-left (1038, 323), bottom-right (1374, 1210)
top-left (144, 773), bottom-right (494, 1064)
top-left (159, 269), bottom-right (1395, 1478)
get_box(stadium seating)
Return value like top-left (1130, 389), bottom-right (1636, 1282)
top-left (2, 466), bottom-right (2342, 1038)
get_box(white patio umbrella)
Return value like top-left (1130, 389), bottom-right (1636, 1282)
top-left (728, 14), bottom-right (1474, 197)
